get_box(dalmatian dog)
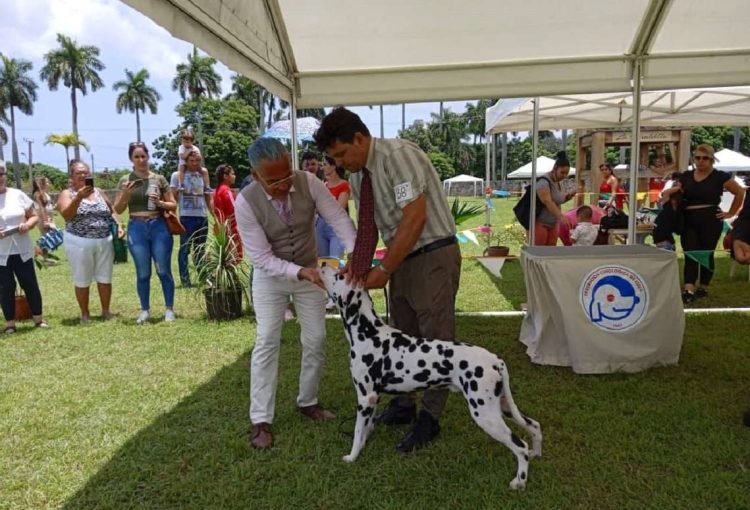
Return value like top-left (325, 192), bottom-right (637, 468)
top-left (319, 265), bottom-right (542, 490)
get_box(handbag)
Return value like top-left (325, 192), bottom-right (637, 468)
top-left (513, 176), bottom-right (550, 230)
top-left (163, 210), bottom-right (186, 235)
top-left (37, 227), bottom-right (64, 252)
top-left (109, 218), bottom-right (128, 263)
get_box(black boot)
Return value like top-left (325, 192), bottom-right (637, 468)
top-left (396, 410), bottom-right (440, 454)
top-left (374, 399), bottom-right (416, 426)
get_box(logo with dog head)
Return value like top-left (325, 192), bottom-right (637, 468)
top-left (580, 265), bottom-right (648, 332)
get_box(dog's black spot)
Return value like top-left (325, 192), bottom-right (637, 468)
top-left (420, 344), bottom-right (431, 353)
top-left (503, 410), bottom-right (513, 418)
top-left (511, 433), bottom-right (525, 449)
top-left (413, 369), bottom-right (431, 382)
top-left (444, 348), bottom-right (454, 358)
top-left (436, 344), bottom-right (444, 355)
top-left (358, 382), bottom-right (367, 396)
top-left (521, 472), bottom-right (526, 480)
top-left (494, 380), bottom-right (503, 397)
top-left (364, 375), bottom-right (370, 383)
top-left (473, 411), bottom-right (479, 417)
top-left (416, 338), bottom-right (425, 345)
top-left (391, 332), bottom-right (410, 349)
top-left (474, 366), bottom-right (484, 378)
top-left (492, 364), bottom-right (500, 372)
top-left (368, 359), bottom-right (383, 381)
top-left (361, 353), bottom-right (374, 366)
top-left (372, 336), bottom-right (381, 348)
top-left (465, 371), bottom-right (473, 380)
top-left (433, 360), bottom-right (453, 376)
top-left (374, 319), bottom-right (383, 328)
top-left (462, 380), bottom-right (469, 393)
top-left (417, 359), bottom-right (426, 368)
top-left (408, 345), bottom-right (417, 353)
top-left (469, 398), bottom-right (477, 408)
top-left (459, 360), bottom-right (469, 370)
top-left (381, 340), bottom-right (390, 357)
top-left (364, 417), bottom-right (370, 426)
top-left (350, 350), bottom-right (355, 359)
top-left (395, 361), bottom-right (404, 370)
top-left (476, 398), bottom-right (485, 406)
top-left (357, 315), bottom-right (378, 339)
top-left (469, 380), bottom-right (478, 392)
top-left (357, 333), bottom-right (365, 342)
top-left (362, 407), bottom-right (374, 417)
top-left (383, 357), bottom-right (392, 371)
top-left (524, 415), bottom-right (534, 426)
top-left (524, 454), bottom-right (529, 462)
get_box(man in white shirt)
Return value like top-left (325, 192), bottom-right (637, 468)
top-left (234, 138), bottom-right (357, 450)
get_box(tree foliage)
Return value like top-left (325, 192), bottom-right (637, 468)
top-left (0, 54), bottom-right (38, 186)
top-left (172, 47), bottom-right (222, 101)
top-left (152, 97), bottom-right (259, 184)
top-left (44, 133), bottom-right (89, 170)
top-left (113, 68), bottom-right (161, 142)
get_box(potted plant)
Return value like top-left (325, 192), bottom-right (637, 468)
top-left (478, 223), bottom-right (527, 257)
top-left (191, 219), bottom-right (249, 320)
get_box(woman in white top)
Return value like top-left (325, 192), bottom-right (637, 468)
top-left (32, 176), bottom-right (55, 234)
top-left (0, 161), bottom-right (48, 332)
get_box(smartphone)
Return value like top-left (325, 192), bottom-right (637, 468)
top-left (131, 179), bottom-right (144, 188)
top-left (85, 177), bottom-right (94, 187)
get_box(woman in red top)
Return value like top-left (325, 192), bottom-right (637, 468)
top-left (213, 164), bottom-right (242, 259)
top-left (315, 156), bottom-right (350, 259)
top-left (598, 163), bottom-right (626, 211)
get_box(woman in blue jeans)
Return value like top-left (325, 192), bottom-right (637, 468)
top-left (114, 143), bottom-right (178, 324)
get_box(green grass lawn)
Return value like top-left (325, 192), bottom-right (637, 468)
top-left (0, 199), bottom-right (749, 509)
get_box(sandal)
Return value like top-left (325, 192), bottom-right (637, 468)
top-left (4, 326), bottom-right (16, 334)
top-left (34, 320), bottom-right (49, 328)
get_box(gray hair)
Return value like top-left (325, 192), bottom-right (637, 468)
top-left (247, 138), bottom-right (288, 169)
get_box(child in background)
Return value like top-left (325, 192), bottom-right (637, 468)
top-left (570, 205), bottom-right (599, 246)
top-left (177, 129), bottom-right (210, 191)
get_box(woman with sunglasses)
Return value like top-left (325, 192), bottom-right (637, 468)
top-left (0, 161), bottom-right (48, 332)
top-left (114, 143), bottom-right (178, 324)
top-left (662, 144), bottom-right (745, 304)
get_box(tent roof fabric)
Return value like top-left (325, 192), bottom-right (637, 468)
top-left (120, 0), bottom-right (750, 107)
top-left (486, 88), bottom-right (750, 133)
top-left (507, 156), bottom-right (577, 179)
top-left (713, 148), bottom-right (750, 172)
top-left (443, 174), bottom-right (484, 183)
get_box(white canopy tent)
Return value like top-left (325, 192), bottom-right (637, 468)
top-left (507, 157), bottom-right (577, 180)
top-left (443, 174), bottom-right (483, 196)
top-left (120, 1), bottom-right (750, 107)
top-left (120, 0), bottom-right (750, 244)
top-left (713, 148), bottom-right (750, 172)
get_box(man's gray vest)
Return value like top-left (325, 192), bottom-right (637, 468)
top-left (241, 170), bottom-right (317, 269)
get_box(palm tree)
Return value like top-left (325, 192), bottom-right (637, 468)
top-left (39, 33), bottom-right (105, 160)
top-left (0, 54), bottom-right (38, 187)
top-left (0, 124), bottom-right (7, 161)
top-left (172, 47), bottom-right (222, 101)
top-left (44, 133), bottom-right (90, 170)
top-left (172, 46), bottom-right (222, 147)
top-left (113, 68), bottom-right (161, 142)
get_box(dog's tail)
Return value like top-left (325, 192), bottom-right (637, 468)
top-left (496, 362), bottom-right (543, 458)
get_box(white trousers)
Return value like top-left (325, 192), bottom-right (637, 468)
top-left (249, 268), bottom-right (327, 424)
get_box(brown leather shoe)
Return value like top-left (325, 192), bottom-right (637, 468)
top-left (298, 404), bottom-right (336, 421)
top-left (250, 422), bottom-right (273, 449)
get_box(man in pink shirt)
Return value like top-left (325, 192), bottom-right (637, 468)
top-left (234, 138), bottom-right (356, 450)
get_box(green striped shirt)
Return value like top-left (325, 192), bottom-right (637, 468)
top-left (350, 137), bottom-right (456, 249)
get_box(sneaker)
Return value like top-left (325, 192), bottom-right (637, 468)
top-left (374, 400), bottom-right (417, 426)
top-left (284, 308), bottom-right (295, 322)
top-left (396, 410), bottom-right (440, 454)
top-left (681, 290), bottom-right (695, 305)
top-left (164, 310), bottom-right (176, 322)
top-left (694, 287), bottom-right (708, 299)
top-left (136, 310), bottom-right (150, 324)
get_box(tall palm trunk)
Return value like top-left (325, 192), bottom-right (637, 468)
top-left (10, 107), bottom-right (22, 187)
top-left (71, 81), bottom-right (80, 160)
top-left (64, 146), bottom-right (70, 170)
top-left (135, 108), bottom-right (142, 142)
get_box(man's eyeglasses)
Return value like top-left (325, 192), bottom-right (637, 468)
top-left (693, 155), bottom-right (712, 161)
top-left (256, 172), bottom-right (294, 189)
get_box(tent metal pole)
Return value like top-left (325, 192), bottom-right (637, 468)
top-left (501, 133), bottom-right (508, 186)
top-left (485, 136), bottom-right (491, 225)
top-left (628, 59), bottom-right (643, 244)
top-left (529, 97), bottom-right (540, 246)
top-left (291, 88), bottom-right (299, 169)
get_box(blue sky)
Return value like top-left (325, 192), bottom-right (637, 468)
top-left (1, 0), bottom-right (468, 173)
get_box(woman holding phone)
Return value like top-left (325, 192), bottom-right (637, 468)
top-left (114, 142), bottom-right (178, 324)
top-left (0, 160), bottom-right (48, 332)
top-left (57, 160), bottom-right (124, 323)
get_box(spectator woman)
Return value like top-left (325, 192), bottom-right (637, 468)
top-left (57, 160), bottom-right (124, 323)
top-left (114, 143), bottom-right (178, 324)
top-left (0, 160), bottom-right (48, 332)
top-left (32, 176), bottom-right (56, 234)
top-left (213, 164), bottom-right (242, 259)
top-left (534, 151), bottom-right (575, 246)
top-left (662, 144), bottom-right (745, 303)
top-left (598, 162), bottom-right (625, 211)
top-left (315, 156), bottom-right (350, 259)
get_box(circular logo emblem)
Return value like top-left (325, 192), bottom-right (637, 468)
top-left (580, 265), bottom-right (649, 332)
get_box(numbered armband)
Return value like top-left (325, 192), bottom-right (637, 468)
top-left (393, 181), bottom-right (414, 205)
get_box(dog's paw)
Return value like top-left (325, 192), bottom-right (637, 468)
top-left (530, 447), bottom-right (542, 459)
top-left (509, 478), bottom-right (526, 491)
top-left (342, 454), bottom-right (356, 463)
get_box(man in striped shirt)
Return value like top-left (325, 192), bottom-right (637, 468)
top-left (315, 107), bottom-right (461, 454)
